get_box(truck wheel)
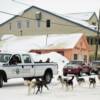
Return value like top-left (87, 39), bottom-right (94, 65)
top-left (0, 75), bottom-right (3, 88)
top-left (43, 72), bottom-right (52, 84)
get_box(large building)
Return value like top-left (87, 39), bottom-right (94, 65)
top-left (0, 6), bottom-right (99, 55)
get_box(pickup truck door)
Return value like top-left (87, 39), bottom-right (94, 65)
top-left (17, 63), bottom-right (34, 77)
top-left (3, 54), bottom-right (23, 78)
top-left (3, 63), bottom-right (20, 78)
top-left (17, 54), bottom-right (35, 77)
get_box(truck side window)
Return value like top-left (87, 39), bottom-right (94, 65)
top-left (22, 54), bottom-right (31, 63)
top-left (9, 54), bottom-right (21, 65)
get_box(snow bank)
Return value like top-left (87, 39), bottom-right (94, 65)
top-left (1, 34), bottom-right (17, 41)
top-left (31, 52), bottom-right (69, 75)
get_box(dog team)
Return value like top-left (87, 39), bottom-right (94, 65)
top-left (57, 75), bottom-right (97, 88)
top-left (24, 74), bottom-right (100, 95)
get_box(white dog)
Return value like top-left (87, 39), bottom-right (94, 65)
top-left (24, 80), bottom-right (37, 95)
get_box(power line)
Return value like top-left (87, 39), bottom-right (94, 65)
top-left (0, 11), bottom-right (16, 16)
top-left (11, 0), bottom-right (96, 31)
top-left (0, 10), bottom-right (90, 31)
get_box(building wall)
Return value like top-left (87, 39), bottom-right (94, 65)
top-left (64, 49), bottom-right (72, 60)
top-left (63, 35), bottom-right (90, 62)
top-left (87, 14), bottom-right (98, 26)
top-left (0, 7), bottom-right (97, 38)
top-left (29, 35), bottom-right (90, 62)
top-left (0, 7), bottom-right (98, 55)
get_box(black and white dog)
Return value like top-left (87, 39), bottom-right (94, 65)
top-left (65, 76), bottom-right (74, 89)
top-left (57, 75), bottom-right (66, 87)
top-left (57, 75), bottom-right (74, 89)
top-left (76, 77), bottom-right (85, 85)
top-left (35, 79), bottom-right (49, 94)
top-left (89, 77), bottom-right (96, 88)
top-left (25, 78), bottom-right (49, 95)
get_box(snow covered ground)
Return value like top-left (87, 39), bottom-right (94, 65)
top-left (0, 75), bottom-right (100, 100)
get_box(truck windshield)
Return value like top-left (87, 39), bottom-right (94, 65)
top-left (0, 54), bottom-right (12, 63)
top-left (70, 61), bottom-right (83, 65)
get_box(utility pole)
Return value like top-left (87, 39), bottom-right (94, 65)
top-left (45, 34), bottom-right (48, 46)
top-left (95, 10), bottom-right (100, 60)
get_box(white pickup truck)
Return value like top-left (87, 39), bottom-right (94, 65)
top-left (0, 52), bottom-right (58, 87)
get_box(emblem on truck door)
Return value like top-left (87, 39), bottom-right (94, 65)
top-left (16, 68), bottom-right (20, 74)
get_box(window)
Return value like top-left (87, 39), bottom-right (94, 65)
top-left (87, 37), bottom-right (94, 45)
top-left (99, 38), bottom-right (100, 45)
top-left (96, 38), bottom-right (100, 45)
top-left (74, 54), bottom-right (78, 60)
top-left (22, 54), bottom-right (31, 63)
top-left (46, 19), bottom-right (51, 28)
top-left (17, 21), bottom-right (21, 29)
top-left (0, 54), bottom-right (11, 63)
top-left (36, 20), bottom-right (41, 28)
top-left (91, 38), bottom-right (94, 45)
top-left (84, 55), bottom-right (87, 62)
top-left (9, 54), bottom-right (21, 65)
top-left (9, 23), bottom-right (12, 30)
top-left (26, 20), bottom-right (30, 28)
top-left (87, 37), bottom-right (89, 44)
top-left (92, 22), bottom-right (96, 26)
top-left (93, 37), bottom-right (96, 45)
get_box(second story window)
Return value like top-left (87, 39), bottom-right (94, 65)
top-left (74, 54), bottom-right (78, 60)
top-left (36, 20), bottom-right (41, 28)
top-left (9, 23), bottom-right (12, 30)
top-left (26, 20), bottom-right (30, 28)
top-left (17, 21), bottom-right (21, 29)
top-left (87, 37), bottom-right (94, 45)
top-left (46, 19), bottom-right (51, 28)
top-left (92, 22), bottom-right (96, 26)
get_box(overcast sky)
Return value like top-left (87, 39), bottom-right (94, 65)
top-left (0, 0), bottom-right (100, 16)
top-left (25, 0), bottom-right (100, 15)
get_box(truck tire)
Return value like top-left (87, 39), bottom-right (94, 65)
top-left (43, 71), bottom-right (52, 84)
top-left (0, 75), bottom-right (3, 88)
